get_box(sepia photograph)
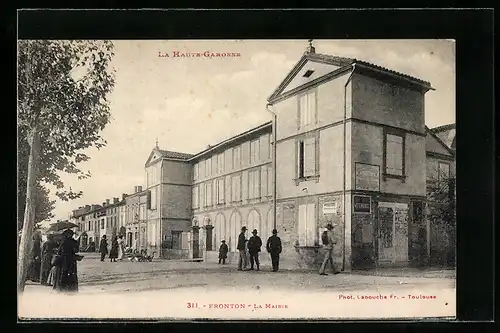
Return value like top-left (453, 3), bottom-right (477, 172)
top-left (17, 38), bottom-right (456, 320)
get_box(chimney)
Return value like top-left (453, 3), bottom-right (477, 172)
top-left (102, 202), bottom-right (106, 207)
top-left (113, 197), bottom-right (119, 204)
top-left (106, 199), bottom-right (110, 205)
top-left (122, 193), bottom-right (127, 201)
top-left (305, 39), bottom-right (315, 54)
top-left (137, 186), bottom-right (143, 192)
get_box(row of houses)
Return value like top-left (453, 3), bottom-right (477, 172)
top-left (69, 43), bottom-right (456, 269)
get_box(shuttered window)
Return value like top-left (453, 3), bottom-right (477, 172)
top-left (250, 139), bottom-right (260, 164)
top-left (267, 166), bottom-right (273, 196)
top-left (248, 170), bottom-right (261, 199)
top-left (298, 203), bottom-right (316, 246)
top-left (297, 137), bottom-right (317, 179)
top-left (205, 182), bottom-right (213, 207)
top-left (192, 186), bottom-right (199, 208)
top-left (298, 90), bottom-right (316, 128)
top-left (216, 178), bottom-right (225, 204)
top-left (385, 134), bottom-right (404, 176)
top-left (231, 175), bottom-right (241, 202)
top-left (233, 146), bottom-right (241, 169)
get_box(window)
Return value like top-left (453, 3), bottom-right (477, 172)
top-left (298, 90), bottom-right (317, 128)
top-left (194, 163), bottom-right (199, 181)
top-left (261, 166), bottom-right (268, 198)
top-left (298, 203), bottom-right (316, 246)
top-left (412, 201), bottom-right (424, 224)
top-left (150, 187), bottom-right (157, 210)
top-left (250, 139), bottom-right (260, 164)
top-left (384, 133), bottom-right (404, 176)
top-left (216, 178), bottom-right (225, 204)
top-left (205, 181), bottom-right (213, 207)
top-left (192, 185), bottom-right (199, 208)
top-left (233, 146), bottom-right (241, 169)
top-left (139, 205), bottom-right (145, 220)
top-left (438, 162), bottom-right (450, 182)
top-left (200, 183), bottom-right (205, 207)
top-left (297, 137), bottom-right (317, 179)
top-left (231, 175), bottom-right (241, 202)
top-left (303, 69), bottom-right (315, 78)
top-left (205, 158), bottom-right (212, 177)
top-left (248, 169), bottom-right (261, 199)
top-left (225, 149), bottom-right (233, 171)
top-left (100, 220), bottom-right (104, 229)
top-left (172, 231), bottom-right (182, 250)
top-left (217, 153), bottom-right (224, 174)
top-left (267, 166), bottom-right (273, 197)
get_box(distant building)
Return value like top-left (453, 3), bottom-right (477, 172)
top-left (124, 186), bottom-right (148, 249)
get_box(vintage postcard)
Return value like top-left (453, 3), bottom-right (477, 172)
top-left (17, 39), bottom-right (456, 320)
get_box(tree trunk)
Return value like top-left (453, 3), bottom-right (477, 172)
top-left (17, 127), bottom-right (41, 293)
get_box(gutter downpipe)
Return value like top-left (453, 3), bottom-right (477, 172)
top-left (266, 103), bottom-right (277, 231)
top-left (343, 64), bottom-right (356, 272)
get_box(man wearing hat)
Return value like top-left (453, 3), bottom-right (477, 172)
top-left (247, 229), bottom-right (263, 271)
top-left (236, 226), bottom-right (248, 271)
top-left (266, 229), bottom-right (282, 272)
top-left (319, 223), bottom-right (340, 276)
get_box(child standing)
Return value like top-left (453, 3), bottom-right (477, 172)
top-left (218, 240), bottom-right (228, 264)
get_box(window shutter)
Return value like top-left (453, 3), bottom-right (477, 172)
top-left (304, 137), bottom-right (316, 177)
top-left (261, 166), bottom-right (268, 198)
top-left (298, 204), bottom-right (307, 246)
top-left (147, 190), bottom-right (152, 209)
top-left (306, 203), bottom-right (316, 246)
top-left (255, 170), bottom-right (261, 198)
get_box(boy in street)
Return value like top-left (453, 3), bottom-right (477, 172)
top-left (218, 240), bottom-right (228, 264)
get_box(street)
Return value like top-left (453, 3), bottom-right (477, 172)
top-left (19, 254), bottom-right (456, 320)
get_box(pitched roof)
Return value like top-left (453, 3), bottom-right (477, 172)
top-left (425, 126), bottom-right (456, 156)
top-left (157, 149), bottom-right (194, 160)
top-left (268, 52), bottom-right (433, 103)
top-left (430, 123), bottom-right (456, 133)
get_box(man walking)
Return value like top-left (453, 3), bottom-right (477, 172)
top-left (247, 229), bottom-right (262, 271)
top-left (99, 235), bottom-right (108, 262)
top-left (266, 229), bottom-right (282, 272)
top-left (237, 226), bottom-right (248, 271)
top-left (319, 223), bottom-right (340, 276)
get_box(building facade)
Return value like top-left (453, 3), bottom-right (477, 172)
top-left (66, 47), bottom-right (455, 269)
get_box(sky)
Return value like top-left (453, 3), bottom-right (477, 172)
top-left (44, 39), bottom-right (456, 221)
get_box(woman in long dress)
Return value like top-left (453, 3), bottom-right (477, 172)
top-left (109, 236), bottom-right (119, 262)
top-left (117, 235), bottom-right (125, 260)
top-left (40, 234), bottom-right (57, 285)
top-left (53, 229), bottom-right (79, 293)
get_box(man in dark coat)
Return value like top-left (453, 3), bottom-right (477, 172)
top-left (247, 229), bottom-right (262, 271)
top-left (218, 240), bottom-right (228, 264)
top-left (99, 235), bottom-right (108, 262)
top-left (53, 229), bottom-right (80, 293)
top-left (236, 226), bottom-right (248, 271)
top-left (109, 236), bottom-right (118, 262)
top-left (40, 234), bottom-right (58, 285)
top-left (266, 229), bottom-right (282, 272)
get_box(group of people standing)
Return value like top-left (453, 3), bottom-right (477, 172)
top-left (218, 226), bottom-right (282, 272)
top-left (98, 234), bottom-right (126, 262)
top-left (217, 222), bottom-right (341, 275)
top-left (26, 228), bottom-right (81, 293)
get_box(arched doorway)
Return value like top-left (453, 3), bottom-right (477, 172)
top-left (229, 210), bottom-right (242, 252)
top-left (214, 214), bottom-right (225, 249)
top-left (247, 209), bottom-right (261, 236)
top-left (80, 232), bottom-right (88, 251)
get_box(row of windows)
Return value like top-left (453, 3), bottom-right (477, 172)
top-left (192, 166), bottom-right (273, 209)
top-left (193, 134), bottom-right (272, 181)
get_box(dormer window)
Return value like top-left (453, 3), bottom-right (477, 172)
top-left (303, 69), bottom-right (315, 78)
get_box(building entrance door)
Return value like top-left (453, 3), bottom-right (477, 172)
top-left (377, 205), bottom-right (396, 263)
top-left (376, 202), bottom-right (409, 265)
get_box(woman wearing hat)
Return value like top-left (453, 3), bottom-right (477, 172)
top-left (53, 229), bottom-right (80, 292)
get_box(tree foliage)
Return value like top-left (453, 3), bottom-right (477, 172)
top-left (17, 40), bottom-right (115, 291)
top-left (18, 40), bottom-right (115, 201)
